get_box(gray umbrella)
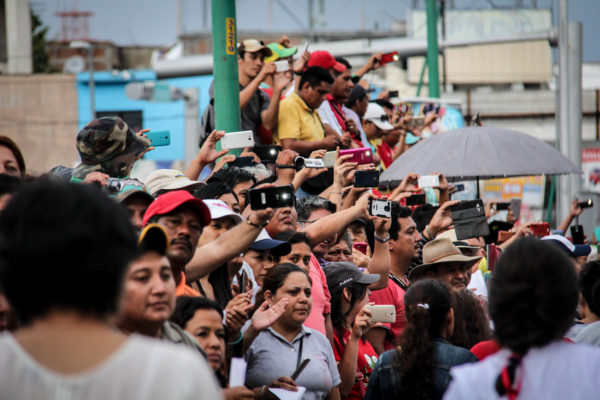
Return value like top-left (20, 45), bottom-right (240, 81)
top-left (380, 126), bottom-right (581, 186)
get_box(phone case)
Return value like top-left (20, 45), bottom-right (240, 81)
top-left (253, 145), bottom-right (281, 162)
top-left (322, 151), bottom-right (337, 168)
top-left (249, 185), bottom-right (295, 210)
top-left (229, 156), bottom-right (255, 168)
top-left (417, 175), bottom-right (439, 188)
top-left (354, 170), bottom-right (379, 188)
top-left (405, 193), bottom-right (426, 206)
top-left (369, 199), bottom-right (392, 218)
top-left (221, 131), bottom-right (255, 150)
top-left (449, 199), bottom-right (490, 240)
top-left (339, 147), bottom-right (373, 165)
top-left (146, 130), bottom-right (171, 146)
top-left (353, 242), bottom-right (368, 255)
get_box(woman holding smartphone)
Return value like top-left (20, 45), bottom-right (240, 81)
top-left (245, 263), bottom-right (341, 399)
top-left (324, 262), bottom-right (380, 399)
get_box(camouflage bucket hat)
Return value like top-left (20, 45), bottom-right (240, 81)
top-left (76, 117), bottom-right (150, 165)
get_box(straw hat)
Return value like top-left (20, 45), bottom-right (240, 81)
top-left (408, 238), bottom-right (482, 281)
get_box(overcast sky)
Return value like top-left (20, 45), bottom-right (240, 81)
top-left (32, 0), bottom-right (600, 61)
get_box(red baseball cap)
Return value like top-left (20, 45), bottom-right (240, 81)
top-left (142, 190), bottom-right (211, 227)
top-left (307, 50), bottom-right (346, 72)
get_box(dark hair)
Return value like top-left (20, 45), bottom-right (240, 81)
top-left (272, 230), bottom-right (311, 263)
top-left (211, 167), bottom-right (257, 188)
top-left (298, 66), bottom-right (334, 90)
top-left (261, 263), bottom-right (312, 296)
top-left (490, 237), bottom-right (578, 396)
top-left (194, 179), bottom-right (238, 203)
top-left (207, 264), bottom-right (233, 310)
top-left (334, 57), bottom-right (352, 74)
top-left (449, 289), bottom-right (492, 349)
top-left (373, 99), bottom-right (394, 111)
top-left (170, 296), bottom-right (224, 329)
top-left (0, 179), bottom-right (137, 325)
top-left (327, 263), bottom-right (368, 336)
top-left (411, 204), bottom-right (438, 233)
top-left (395, 279), bottom-right (452, 400)
top-left (0, 174), bottom-right (21, 197)
top-left (580, 261), bottom-right (600, 315)
top-left (366, 203), bottom-right (410, 250)
top-left (295, 195), bottom-right (336, 221)
top-left (0, 136), bottom-right (26, 175)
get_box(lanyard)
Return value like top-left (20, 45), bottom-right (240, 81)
top-left (296, 337), bottom-right (304, 368)
top-left (389, 273), bottom-right (410, 291)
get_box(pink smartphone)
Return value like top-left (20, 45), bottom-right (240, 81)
top-left (339, 147), bottom-right (373, 165)
top-left (353, 242), bottom-right (368, 254)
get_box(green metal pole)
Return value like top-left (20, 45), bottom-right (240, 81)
top-left (211, 0), bottom-right (241, 155)
top-left (416, 61), bottom-right (427, 97)
top-left (425, 0), bottom-right (440, 98)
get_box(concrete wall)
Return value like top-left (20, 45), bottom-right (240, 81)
top-left (0, 74), bottom-right (79, 174)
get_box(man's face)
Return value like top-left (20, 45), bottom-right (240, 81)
top-left (324, 240), bottom-right (353, 263)
top-left (331, 70), bottom-right (354, 102)
top-left (156, 205), bottom-right (204, 266)
top-left (302, 81), bottom-right (332, 110)
top-left (266, 206), bottom-right (297, 237)
top-left (389, 217), bottom-right (421, 265)
top-left (197, 216), bottom-right (236, 247)
top-left (123, 194), bottom-right (152, 234)
top-left (300, 208), bottom-right (333, 259)
top-left (233, 180), bottom-right (254, 210)
top-left (238, 51), bottom-right (264, 79)
top-left (426, 262), bottom-right (472, 291)
top-left (356, 95), bottom-right (369, 117)
top-left (279, 242), bottom-right (312, 272)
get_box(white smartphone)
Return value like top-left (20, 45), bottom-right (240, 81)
top-left (322, 151), bottom-right (337, 168)
top-left (275, 60), bottom-right (289, 72)
top-left (301, 158), bottom-right (325, 168)
top-left (220, 131), bottom-right (255, 150)
top-left (418, 175), bottom-right (440, 188)
top-left (301, 42), bottom-right (310, 54)
top-left (369, 199), bottom-right (392, 218)
top-left (365, 304), bottom-right (396, 323)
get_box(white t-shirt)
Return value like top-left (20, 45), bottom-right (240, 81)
top-left (0, 332), bottom-right (222, 400)
top-left (444, 341), bottom-right (600, 400)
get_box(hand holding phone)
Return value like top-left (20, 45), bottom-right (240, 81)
top-left (365, 304), bottom-right (396, 323)
top-left (354, 170), bottom-right (380, 188)
top-left (369, 199), bottom-right (392, 218)
top-left (146, 130), bottom-right (171, 146)
top-left (417, 175), bottom-right (440, 189)
top-left (353, 242), bottom-right (368, 255)
top-left (221, 131), bottom-right (255, 150)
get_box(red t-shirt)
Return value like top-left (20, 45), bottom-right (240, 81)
top-left (304, 254), bottom-right (332, 336)
top-left (333, 329), bottom-right (378, 400)
top-left (368, 278), bottom-right (406, 351)
top-left (377, 141), bottom-right (394, 168)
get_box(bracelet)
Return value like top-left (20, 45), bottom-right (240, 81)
top-left (247, 215), bottom-right (269, 229)
top-left (374, 233), bottom-right (391, 243)
top-left (424, 225), bottom-right (434, 240)
top-left (228, 330), bottom-right (243, 346)
top-left (275, 164), bottom-right (296, 169)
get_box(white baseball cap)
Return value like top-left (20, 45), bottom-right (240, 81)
top-left (145, 169), bottom-right (205, 197)
top-left (364, 103), bottom-right (394, 131)
top-left (203, 199), bottom-right (243, 225)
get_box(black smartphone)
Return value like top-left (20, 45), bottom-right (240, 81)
top-left (405, 193), bottom-right (426, 206)
top-left (291, 359), bottom-right (311, 381)
top-left (578, 199), bottom-right (594, 209)
top-left (388, 90), bottom-right (399, 98)
top-left (240, 270), bottom-right (248, 293)
top-left (354, 170), bottom-right (380, 188)
top-left (369, 199), bottom-right (392, 218)
top-left (454, 183), bottom-right (465, 192)
top-left (571, 225), bottom-right (585, 245)
top-left (495, 202), bottom-right (510, 211)
top-left (249, 185), bottom-right (295, 210)
top-left (252, 145), bottom-right (281, 163)
top-left (229, 156), bottom-right (256, 168)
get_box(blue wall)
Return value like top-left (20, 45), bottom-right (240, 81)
top-left (76, 70), bottom-right (214, 162)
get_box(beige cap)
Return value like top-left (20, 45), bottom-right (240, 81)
top-left (144, 169), bottom-right (205, 197)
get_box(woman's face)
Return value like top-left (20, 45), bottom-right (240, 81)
top-left (268, 271), bottom-right (312, 328)
top-left (218, 193), bottom-right (240, 213)
top-left (184, 308), bottom-right (226, 372)
top-left (197, 216), bottom-right (236, 247)
top-left (279, 242), bottom-right (312, 271)
top-left (0, 145), bottom-right (21, 177)
top-left (244, 249), bottom-right (275, 287)
top-left (119, 251), bottom-right (176, 329)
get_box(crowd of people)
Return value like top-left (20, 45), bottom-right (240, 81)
top-left (1, 36), bottom-right (600, 400)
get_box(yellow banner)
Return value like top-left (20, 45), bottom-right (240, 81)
top-left (226, 18), bottom-right (236, 55)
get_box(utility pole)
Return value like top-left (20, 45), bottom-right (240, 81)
top-left (425, 0), bottom-right (440, 98)
top-left (211, 0), bottom-right (241, 154)
top-left (568, 21), bottom-right (583, 197)
top-left (557, 0), bottom-right (570, 223)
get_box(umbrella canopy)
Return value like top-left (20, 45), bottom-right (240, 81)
top-left (380, 126), bottom-right (581, 186)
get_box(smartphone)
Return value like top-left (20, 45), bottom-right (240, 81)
top-left (369, 199), bottom-right (392, 218)
top-left (298, 157), bottom-right (325, 169)
top-left (253, 145), bottom-right (280, 163)
top-left (497, 230), bottom-right (516, 243)
top-left (578, 199), bottom-right (594, 209)
top-left (454, 184), bottom-right (465, 192)
top-left (229, 156), bottom-right (256, 168)
top-left (530, 222), bottom-right (550, 237)
top-left (406, 117), bottom-right (425, 129)
top-left (354, 170), bottom-right (380, 188)
top-left (339, 147), bottom-right (373, 165)
top-left (418, 175), bottom-right (439, 188)
top-left (240, 271), bottom-right (248, 293)
top-left (249, 185), bottom-right (295, 210)
top-left (405, 193), bottom-right (426, 206)
top-left (353, 242), bottom-right (368, 255)
top-left (220, 130), bottom-right (255, 150)
top-left (146, 130), bottom-right (171, 146)
top-left (301, 42), bottom-right (310, 55)
top-left (510, 198), bottom-right (522, 220)
top-left (388, 90), bottom-right (399, 98)
top-left (323, 151), bottom-right (337, 168)
top-left (290, 359), bottom-right (311, 381)
top-left (365, 304), bottom-right (396, 323)
top-left (449, 199), bottom-right (490, 240)
top-left (274, 60), bottom-right (289, 72)
top-left (380, 51), bottom-right (399, 64)
top-left (495, 202), bottom-right (510, 211)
